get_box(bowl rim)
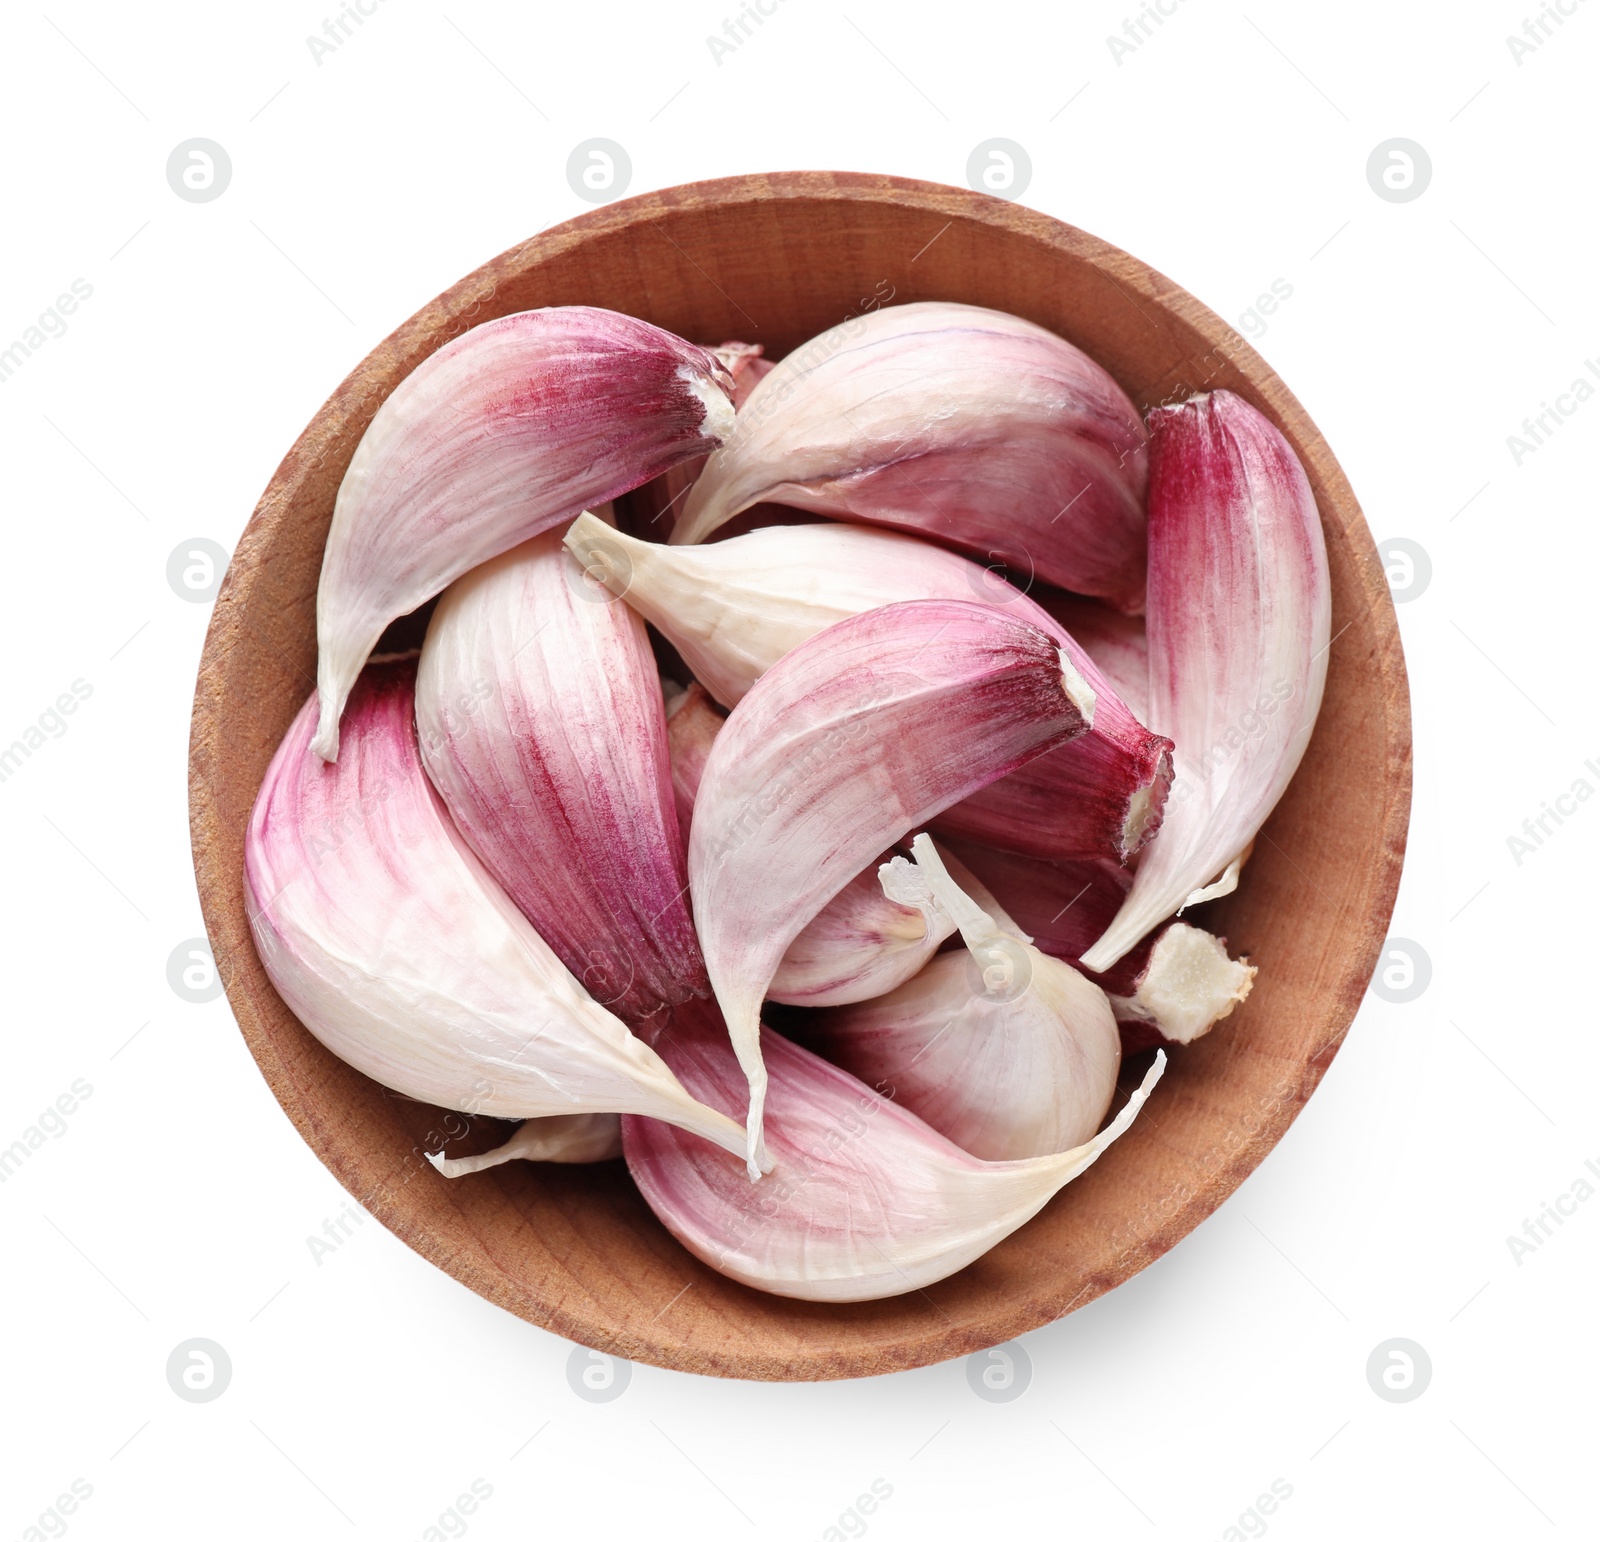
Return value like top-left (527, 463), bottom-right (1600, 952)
top-left (190, 170), bottom-right (1411, 1380)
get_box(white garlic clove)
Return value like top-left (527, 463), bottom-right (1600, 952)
top-left (672, 301), bottom-right (1150, 612)
top-left (1082, 390), bottom-right (1331, 972)
top-left (245, 658), bottom-right (748, 1165)
top-left (415, 524), bottom-right (704, 1029)
top-left (312, 307), bottom-right (735, 761)
top-left (687, 600), bottom-right (1097, 1175)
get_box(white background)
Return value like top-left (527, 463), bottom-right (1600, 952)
top-left (1, 1), bottom-right (1594, 1537)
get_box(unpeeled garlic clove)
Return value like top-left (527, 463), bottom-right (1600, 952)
top-left (940, 835), bottom-right (1254, 1045)
top-left (1082, 390), bottom-right (1331, 971)
top-left (623, 1002), bottom-right (1164, 1301)
top-left (311, 308), bottom-right (735, 760)
top-left (429, 1113), bottom-right (622, 1176)
top-left (244, 658), bottom-right (748, 1164)
top-left (805, 835), bottom-right (1120, 1160)
top-left (673, 301), bottom-right (1150, 612)
top-left (688, 599), bottom-right (1097, 1175)
top-left (415, 526), bottom-right (705, 1027)
top-left (661, 679), bottom-right (1003, 1007)
top-left (565, 514), bottom-right (1172, 863)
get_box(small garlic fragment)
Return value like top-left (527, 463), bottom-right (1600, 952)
top-left (688, 599), bottom-right (1097, 1176)
top-left (941, 835), bottom-right (1255, 1046)
top-left (429, 1113), bottom-right (622, 1176)
top-left (312, 307), bottom-right (735, 760)
top-left (805, 835), bottom-right (1120, 1160)
top-left (245, 658), bottom-right (749, 1164)
top-left (623, 1003), bottom-right (1165, 1302)
top-left (1107, 924), bottom-right (1255, 1046)
top-left (1082, 391), bottom-right (1331, 972)
top-left (674, 301), bottom-right (1150, 612)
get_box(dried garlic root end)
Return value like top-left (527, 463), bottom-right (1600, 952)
top-left (681, 364), bottom-right (738, 444)
top-left (1110, 923), bottom-right (1257, 1045)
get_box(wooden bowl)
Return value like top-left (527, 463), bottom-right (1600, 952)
top-left (190, 172), bottom-right (1410, 1380)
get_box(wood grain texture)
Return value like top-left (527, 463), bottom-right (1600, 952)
top-left (188, 171), bottom-right (1411, 1381)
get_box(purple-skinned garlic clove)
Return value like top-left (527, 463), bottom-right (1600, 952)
top-left (415, 523), bottom-right (705, 1029)
top-left (1081, 390), bottom-right (1330, 972)
top-left (687, 598), bottom-right (1098, 1175)
top-left (244, 658), bottom-right (748, 1165)
top-left (672, 301), bottom-right (1150, 611)
top-left (622, 1002), bottom-right (1164, 1302)
top-left (312, 307), bottom-right (735, 760)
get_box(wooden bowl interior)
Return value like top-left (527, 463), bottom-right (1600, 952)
top-left (189, 173), bottom-right (1409, 1381)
